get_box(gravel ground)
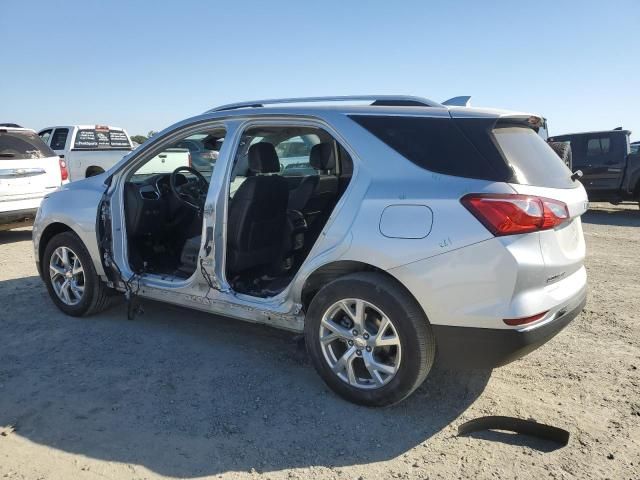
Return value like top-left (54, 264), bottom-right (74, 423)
top-left (0, 203), bottom-right (638, 480)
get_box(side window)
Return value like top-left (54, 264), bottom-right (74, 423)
top-left (172, 134), bottom-right (220, 177)
top-left (50, 128), bottom-right (69, 150)
top-left (229, 126), bottom-right (339, 197)
top-left (131, 129), bottom-right (224, 180)
top-left (275, 135), bottom-right (320, 176)
top-left (586, 136), bottom-right (611, 157)
top-left (38, 129), bottom-right (53, 145)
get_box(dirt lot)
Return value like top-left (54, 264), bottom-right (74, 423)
top-left (0, 203), bottom-right (638, 480)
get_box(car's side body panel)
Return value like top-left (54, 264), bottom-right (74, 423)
top-left (33, 173), bottom-right (109, 278)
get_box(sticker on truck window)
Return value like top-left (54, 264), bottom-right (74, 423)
top-left (73, 129), bottom-right (131, 149)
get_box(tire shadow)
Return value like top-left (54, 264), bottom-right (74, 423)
top-left (0, 275), bottom-right (490, 477)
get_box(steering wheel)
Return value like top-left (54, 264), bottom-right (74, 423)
top-left (169, 166), bottom-right (208, 211)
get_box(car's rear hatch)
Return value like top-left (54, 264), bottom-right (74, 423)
top-left (488, 121), bottom-right (588, 284)
top-left (0, 129), bottom-right (61, 206)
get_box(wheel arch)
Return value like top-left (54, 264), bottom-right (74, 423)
top-left (37, 222), bottom-right (78, 278)
top-left (300, 260), bottom-right (426, 319)
top-left (85, 166), bottom-right (105, 178)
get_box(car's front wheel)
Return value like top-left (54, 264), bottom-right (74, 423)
top-left (305, 272), bottom-right (436, 406)
top-left (43, 231), bottom-right (113, 316)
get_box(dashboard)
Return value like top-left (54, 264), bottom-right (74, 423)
top-left (124, 173), bottom-right (192, 237)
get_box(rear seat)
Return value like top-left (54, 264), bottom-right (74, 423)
top-left (304, 143), bottom-right (339, 224)
top-left (288, 142), bottom-right (339, 224)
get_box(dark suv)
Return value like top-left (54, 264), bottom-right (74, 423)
top-left (549, 129), bottom-right (640, 207)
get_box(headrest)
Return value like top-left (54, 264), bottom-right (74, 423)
top-left (310, 143), bottom-right (336, 171)
top-left (248, 142), bottom-right (280, 173)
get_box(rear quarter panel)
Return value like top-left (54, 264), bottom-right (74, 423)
top-left (290, 112), bottom-right (517, 317)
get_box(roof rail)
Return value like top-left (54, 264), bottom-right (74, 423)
top-left (206, 95), bottom-right (443, 113)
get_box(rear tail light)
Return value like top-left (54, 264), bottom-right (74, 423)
top-left (59, 157), bottom-right (69, 181)
top-left (188, 153), bottom-right (192, 168)
top-left (461, 194), bottom-right (569, 236)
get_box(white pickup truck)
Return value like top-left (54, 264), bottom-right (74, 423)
top-left (38, 125), bottom-right (133, 181)
top-left (38, 125), bottom-right (191, 181)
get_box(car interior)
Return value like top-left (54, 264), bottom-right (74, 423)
top-left (121, 125), bottom-right (352, 298)
top-left (225, 126), bottom-right (352, 297)
top-left (123, 128), bottom-right (225, 278)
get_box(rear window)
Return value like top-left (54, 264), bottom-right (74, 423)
top-left (73, 129), bottom-right (131, 150)
top-left (493, 127), bottom-right (574, 188)
top-left (0, 130), bottom-right (57, 160)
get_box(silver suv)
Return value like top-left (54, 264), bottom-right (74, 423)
top-left (33, 96), bottom-right (588, 406)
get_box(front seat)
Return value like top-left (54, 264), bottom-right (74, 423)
top-left (226, 142), bottom-right (289, 276)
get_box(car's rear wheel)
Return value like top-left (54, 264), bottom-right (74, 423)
top-left (305, 272), bottom-right (435, 406)
top-left (43, 232), bottom-right (113, 316)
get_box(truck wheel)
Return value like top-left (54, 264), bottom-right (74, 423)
top-left (304, 272), bottom-right (436, 406)
top-left (86, 167), bottom-right (105, 178)
top-left (43, 232), bottom-right (113, 317)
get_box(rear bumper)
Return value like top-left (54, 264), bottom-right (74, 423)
top-left (432, 288), bottom-right (587, 369)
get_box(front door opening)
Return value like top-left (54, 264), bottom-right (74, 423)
top-left (122, 127), bottom-right (225, 278)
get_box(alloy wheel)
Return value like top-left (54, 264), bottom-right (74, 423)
top-left (49, 246), bottom-right (85, 306)
top-left (319, 298), bottom-right (402, 389)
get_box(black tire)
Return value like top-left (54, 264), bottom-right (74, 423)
top-left (304, 272), bottom-right (436, 406)
top-left (42, 231), bottom-right (114, 316)
top-left (86, 167), bottom-right (105, 178)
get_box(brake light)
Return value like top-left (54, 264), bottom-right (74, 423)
top-left (59, 157), bottom-right (69, 181)
top-left (461, 194), bottom-right (569, 236)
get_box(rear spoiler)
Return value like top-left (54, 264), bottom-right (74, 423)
top-left (442, 96), bottom-right (472, 107)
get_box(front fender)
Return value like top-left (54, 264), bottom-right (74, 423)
top-left (33, 179), bottom-right (107, 279)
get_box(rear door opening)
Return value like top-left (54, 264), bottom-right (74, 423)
top-left (225, 124), bottom-right (353, 298)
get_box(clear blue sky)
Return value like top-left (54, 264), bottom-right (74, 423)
top-left (2, 0), bottom-right (638, 140)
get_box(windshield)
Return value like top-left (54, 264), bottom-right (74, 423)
top-left (493, 127), bottom-right (575, 189)
top-left (0, 130), bottom-right (57, 160)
